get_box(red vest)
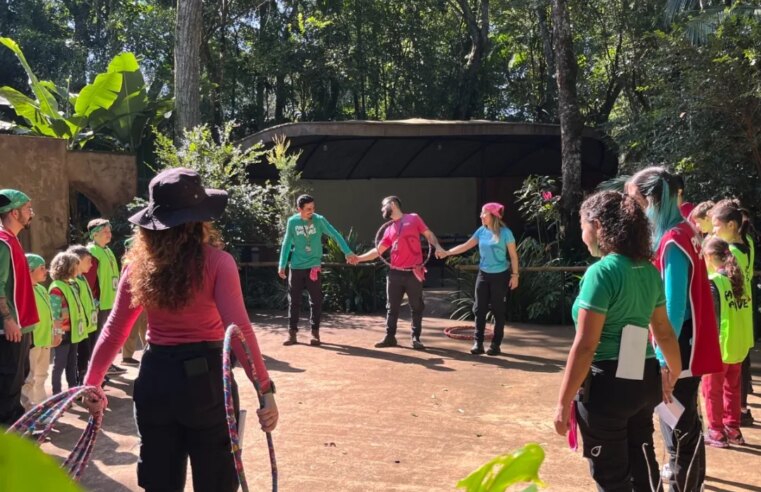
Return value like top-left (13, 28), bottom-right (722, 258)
top-left (0, 228), bottom-right (39, 329)
top-left (654, 222), bottom-right (722, 376)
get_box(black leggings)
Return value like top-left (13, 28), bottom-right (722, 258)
top-left (134, 343), bottom-right (239, 492)
top-left (473, 270), bottom-right (509, 346)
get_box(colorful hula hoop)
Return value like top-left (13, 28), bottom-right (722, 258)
top-left (374, 220), bottom-right (433, 271)
top-left (443, 325), bottom-right (494, 341)
top-left (223, 324), bottom-right (278, 492)
top-left (7, 385), bottom-right (103, 481)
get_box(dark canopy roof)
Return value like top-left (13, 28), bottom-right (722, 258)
top-left (240, 119), bottom-right (617, 181)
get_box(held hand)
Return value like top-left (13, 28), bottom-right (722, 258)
top-left (509, 275), bottom-right (519, 290)
top-left (435, 249), bottom-right (449, 260)
top-left (257, 392), bottom-right (279, 433)
top-left (3, 318), bottom-right (21, 342)
top-left (553, 403), bottom-right (570, 436)
top-left (346, 254), bottom-right (359, 265)
top-left (52, 334), bottom-right (62, 347)
top-left (661, 369), bottom-right (674, 404)
top-left (278, 269), bottom-right (287, 280)
top-left (83, 386), bottom-right (108, 418)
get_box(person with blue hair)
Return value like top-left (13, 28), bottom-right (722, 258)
top-left (627, 166), bottom-right (722, 492)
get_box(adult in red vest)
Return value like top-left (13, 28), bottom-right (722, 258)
top-left (627, 167), bottom-right (722, 492)
top-left (0, 189), bottom-right (39, 425)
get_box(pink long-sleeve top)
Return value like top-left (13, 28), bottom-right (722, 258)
top-left (84, 245), bottom-right (271, 392)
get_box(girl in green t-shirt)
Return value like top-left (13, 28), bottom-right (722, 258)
top-left (554, 191), bottom-right (682, 491)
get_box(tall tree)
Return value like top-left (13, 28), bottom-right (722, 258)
top-left (552, 0), bottom-right (583, 244)
top-left (450, 0), bottom-right (490, 119)
top-left (175, 0), bottom-right (203, 137)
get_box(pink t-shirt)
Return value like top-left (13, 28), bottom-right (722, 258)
top-left (84, 245), bottom-right (271, 392)
top-left (380, 213), bottom-right (429, 269)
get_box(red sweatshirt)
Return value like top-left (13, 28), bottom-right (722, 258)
top-left (84, 245), bottom-right (271, 392)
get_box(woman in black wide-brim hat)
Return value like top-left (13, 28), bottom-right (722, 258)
top-left (83, 167), bottom-right (278, 492)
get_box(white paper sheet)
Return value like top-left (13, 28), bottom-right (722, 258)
top-left (616, 324), bottom-right (648, 380)
top-left (655, 397), bottom-right (685, 430)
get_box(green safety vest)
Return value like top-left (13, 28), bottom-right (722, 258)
top-left (30, 284), bottom-right (54, 347)
top-left (74, 276), bottom-right (98, 334)
top-left (49, 280), bottom-right (88, 344)
top-left (710, 272), bottom-right (754, 364)
top-left (728, 240), bottom-right (755, 354)
top-left (88, 244), bottom-right (119, 310)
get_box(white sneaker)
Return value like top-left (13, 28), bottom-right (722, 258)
top-left (661, 463), bottom-right (673, 480)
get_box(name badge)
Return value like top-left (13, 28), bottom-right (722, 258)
top-left (112, 277), bottom-right (119, 290)
top-left (78, 320), bottom-right (85, 336)
top-left (616, 324), bottom-right (648, 380)
top-left (91, 312), bottom-right (98, 325)
top-left (305, 246), bottom-right (312, 253)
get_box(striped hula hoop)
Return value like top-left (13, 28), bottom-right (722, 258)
top-left (223, 324), bottom-right (277, 492)
top-left (374, 220), bottom-right (433, 271)
top-left (7, 385), bottom-right (103, 481)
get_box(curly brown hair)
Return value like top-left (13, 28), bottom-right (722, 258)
top-left (703, 236), bottom-right (745, 301)
top-left (49, 252), bottom-right (79, 281)
top-left (125, 222), bottom-right (215, 311)
top-left (580, 191), bottom-right (652, 261)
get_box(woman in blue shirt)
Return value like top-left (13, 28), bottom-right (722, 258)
top-left (439, 202), bottom-right (519, 355)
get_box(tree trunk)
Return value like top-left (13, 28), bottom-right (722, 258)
top-left (453, 0), bottom-right (489, 120)
top-left (174, 0), bottom-right (203, 140)
top-left (552, 0), bottom-right (583, 246)
top-left (536, 0), bottom-right (556, 122)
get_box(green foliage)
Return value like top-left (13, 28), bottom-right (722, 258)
top-left (456, 443), bottom-right (546, 492)
top-left (153, 122), bottom-right (280, 254)
top-left (0, 38), bottom-right (166, 151)
top-left (266, 135), bottom-right (309, 238)
top-left (0, 432), bottom-right (84, 492)
top-left (321, 230), bottom-right (385, 313)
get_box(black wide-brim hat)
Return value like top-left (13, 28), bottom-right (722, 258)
top-left (129, 167), bottom-right (229, 231)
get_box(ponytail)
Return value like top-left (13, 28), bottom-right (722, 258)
top-left (704, 236), bottom-right (746, 301)
top-left (712, 198), bottom-right (756, 246)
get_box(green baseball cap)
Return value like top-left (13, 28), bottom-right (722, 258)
top-left (25, 254), bottom-right (45, 270)
top-left (0, 189), bottom-right (30, 214)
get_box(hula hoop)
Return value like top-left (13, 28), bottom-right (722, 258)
top-left (7, 385), bottom-right (103, 481)
top-left (223, 324), bottom-right (277, 492)
top-left (443, 325), bottom-right (494, 341)
top-left (374, 220), bottom-right (433, 271)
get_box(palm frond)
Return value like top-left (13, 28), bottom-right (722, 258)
top-left (664, 0), bottom-right (700, 26)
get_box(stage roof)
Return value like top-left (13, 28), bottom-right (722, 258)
top-left (240, 119), bottom-right (617, 181)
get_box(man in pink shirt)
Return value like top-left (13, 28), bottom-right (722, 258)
top-left (356, 196), bottom-right (444, 349)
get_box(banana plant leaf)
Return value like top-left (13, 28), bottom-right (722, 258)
top-left (0, 432), bottom-right (84, 492)
top-left (456, 443), bottom-right (546, 492)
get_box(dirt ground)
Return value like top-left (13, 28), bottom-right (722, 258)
top-left (41, 311), bottom-right (761, 491)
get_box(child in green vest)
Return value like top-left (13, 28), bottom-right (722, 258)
top-left (20, 254), bottom-right (59, 409)
top-left (67, 245), bottom-right (99, 383)
top-left (702, 237), bottom-right (753, 447)
top-left (84, 218), bottom-right (126, 375)
top-left (49, 252), bottom-right (87, 395)
top-left (711, 198), bottom-right (756, 427)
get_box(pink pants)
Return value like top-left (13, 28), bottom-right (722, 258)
top-left (701, 362), bottom-right (742, 431)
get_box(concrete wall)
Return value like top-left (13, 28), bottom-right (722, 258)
top-left (0, 135), bottom-right (136, 261)
top-left (302, 177), bottom-right (480, 244)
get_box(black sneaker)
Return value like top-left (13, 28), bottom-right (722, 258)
top-left (107, 364), bottom-right (127, 375)
top-left (282, 330), bottom-right (298, 346)
top-left (740, 409), bottom-right (755, 427)
top-left (470, 342), bottom-right (485, 355)
top-left (486, 345), bottom-right (501, 356)
top-left (374, 336), bottom-right (398, 348)
top-left (122, 357), bottom-right (140, 365)
top-left (411, 337), bottom-right (425, 350)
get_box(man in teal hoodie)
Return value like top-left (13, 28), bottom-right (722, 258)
top-left (279, 195), bottom-right (357, 346)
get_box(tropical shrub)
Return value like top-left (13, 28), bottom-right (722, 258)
top-left (0, 37), bottom-right (169, 151)
top-left (321, 230), bottom-right (385, 313)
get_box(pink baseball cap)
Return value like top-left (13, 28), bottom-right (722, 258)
top-left (481, 202), bottom-right (505, 218)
